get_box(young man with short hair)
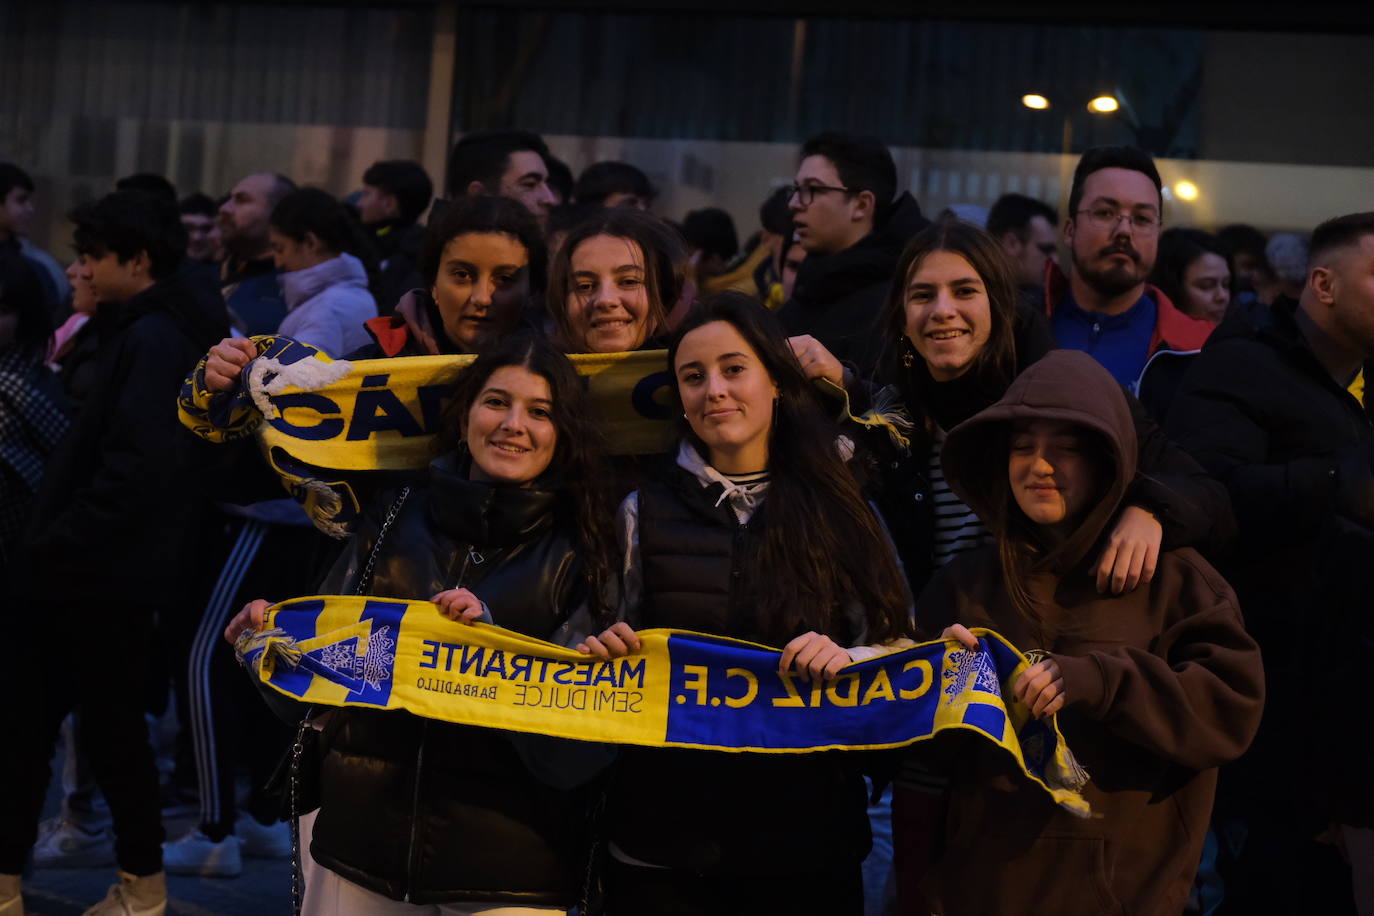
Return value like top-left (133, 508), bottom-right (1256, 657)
top-left (357, 159), bottom-right (433, 314)
top-left (777, 131), bottom-right (929, 373)
top-left (0, 191), bottom-right (227, 916)
top-left (986, 192), bottom-right (1058, 298)
top-left (445, 129), bottom-right (557, 229)
top-left (179, 193), bottom-right (220, 264)
top-left (0, 162), bottom-right (70, 316)
top-left (1167, 211), bottom-right (1374, 915)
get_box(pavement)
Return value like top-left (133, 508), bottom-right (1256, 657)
top-left (17, 726), bottom-right (295, 915)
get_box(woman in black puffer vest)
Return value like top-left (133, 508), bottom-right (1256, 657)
top-left (579, 293), bottom-right (913, 916)
top-left (227, 332), bottom-right (616, 914)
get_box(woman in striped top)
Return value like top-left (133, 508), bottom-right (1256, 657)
top-left (849, 217), bottom-right (1235, 912)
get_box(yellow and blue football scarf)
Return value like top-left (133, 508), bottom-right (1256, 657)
top-left (177, 335), bottom-right (914, 535)
top-left (238, 595), bottom-right (1091, 816)
top-left (177, 336), bottom-right (677, 535)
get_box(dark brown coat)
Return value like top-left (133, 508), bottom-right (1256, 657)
top-left (917, 350), bottom-right (1264, 916)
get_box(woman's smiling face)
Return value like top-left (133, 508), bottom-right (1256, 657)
top-left (565, 234), bottom-right (653, 353)
top-left (465, 365), bottom-right (557, 486)
top-left (903, 249), bottom-right (992, 382)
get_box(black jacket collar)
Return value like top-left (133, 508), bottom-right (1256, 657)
top-left (425, 454), bottom-right (561, 547)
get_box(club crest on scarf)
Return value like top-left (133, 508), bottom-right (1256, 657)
top-left (238, 595), bottom-right (1093, 816)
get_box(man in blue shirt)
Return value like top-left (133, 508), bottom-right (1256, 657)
top-left (1045, 147), bottom-right (1213, 413)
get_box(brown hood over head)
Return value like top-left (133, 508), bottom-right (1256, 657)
top-left (941, 349), bottom-right (1137, 571)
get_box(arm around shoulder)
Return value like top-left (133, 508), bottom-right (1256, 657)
top-left (1051, 550), bottom-right (1264, 771)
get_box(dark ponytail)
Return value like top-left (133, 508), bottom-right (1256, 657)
top-left (270, 187), bottom-right (379, 280)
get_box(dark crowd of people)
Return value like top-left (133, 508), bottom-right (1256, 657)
top-left (0, 125), bottom-right (1371, 916)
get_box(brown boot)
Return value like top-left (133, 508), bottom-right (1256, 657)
top-left (0, 873), bottom-right (23, 916)
top-left (82, 870), bottom-right (167, 916)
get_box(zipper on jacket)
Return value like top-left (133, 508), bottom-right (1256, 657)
top-left (403, 543), bottom-right (486, 898)
top-left (402, 719), bottom-right (429, 902)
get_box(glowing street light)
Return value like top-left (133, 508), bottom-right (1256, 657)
top-left (1022, 94), bottom-right (1050, 110)
top-left (1174, 180), bottom-right (1200, 201)
top-left (1087, 96), bottom-right (1119, 114)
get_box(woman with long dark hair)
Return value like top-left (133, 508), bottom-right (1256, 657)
top-left (1150, 227), bottom-right (1233, 324)
top-left (919, 349), bottom-right (1262, 915)
top-left (225, 332), bottom-right (617, 914)
top-left (809, 217), bottom-right (1232, 910)
top-left (867, 217), bottom-right (1230, 604)
top-left (580, 291), bottom-right (911, 915)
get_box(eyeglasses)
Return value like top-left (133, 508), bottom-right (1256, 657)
top-left (787, 182), bottom-right (854, 207)
top-left (1076, 206), bottom-right (1161, 234)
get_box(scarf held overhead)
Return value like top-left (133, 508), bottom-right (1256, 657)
top-left (238, 595), bottom-right (1091, 816)
top-left (177, 335), bottom-right (677, 534)
top-left (177, 336), bottom-right (913, 535)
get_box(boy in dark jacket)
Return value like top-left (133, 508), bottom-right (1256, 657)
top-left (0, 191), bottom-right (226, 916)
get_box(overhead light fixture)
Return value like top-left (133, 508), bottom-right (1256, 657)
top-left (1174, 180), bottom-right (1199, 201)
top-left (1087, 96), bottom-right (1119, 113)
top-left (1021, 94), bottom-right (1050, 110)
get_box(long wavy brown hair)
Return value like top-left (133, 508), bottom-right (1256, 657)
top-left (668, 291), bottom-right (912, 644)
top-left (878, 217), bottom-right (1021, 391)
top-left (437, 332), bottom-right (617, 623)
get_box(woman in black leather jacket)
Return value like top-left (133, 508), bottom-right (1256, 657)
top-left (227, 332), bottom-right (616, 915)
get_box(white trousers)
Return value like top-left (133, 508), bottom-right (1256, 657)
top-left (297, 809), bottom-right (566, 916)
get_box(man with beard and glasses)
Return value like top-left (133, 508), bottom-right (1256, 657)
top-left (1046, 146), bottom-right (1215, 419)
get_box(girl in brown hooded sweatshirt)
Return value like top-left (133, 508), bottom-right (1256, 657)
top-left (917, 349), bottom-right (1264, 916)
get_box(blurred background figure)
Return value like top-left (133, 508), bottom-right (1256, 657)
top-left (1217, 223), bottom-right (1271, 308)
top-left (574, 160), bottom-right (656, 210)
top-left (1264, 232), bottom-right (1309, 305)
top-left (0, 162), bottom-right (70, 319)
top-left (356, 159), bottom-right (433, 315)
top-left (179, 194), bottom-right (222, 265)
top-left (987, 192), bottom-right (1059, 308)
top-left (446, 129), bottom-right (558, 230)
top-left (682, 206), bottom-right (739, 284)
top-left (1151, 228), bottom-right (1234, 323)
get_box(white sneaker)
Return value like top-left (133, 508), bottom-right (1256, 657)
top-left (236, 814), bottom-right (291, 859)
top-left (0, 872), bottom-right (22, 916)
top-left (82, 871), bottom-right (166, 916)
top-left (31, 818), bottom-right (116, 869)
top-left (161, 829), bottom-right (241, 878)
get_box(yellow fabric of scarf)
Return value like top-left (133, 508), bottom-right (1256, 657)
top-left (177, 335), bottom-right (675, 534)
top-left (238, 595), bottom-right (1091, 816)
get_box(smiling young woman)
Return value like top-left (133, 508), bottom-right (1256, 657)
top-left (851, 218), bottom-right (1237, 912)
top-left (578, 292), bottom-right (911, 916)
top-left (546, 207), bottom-right (686, 354)
top-left (223, 332), bottom-right (618, 915)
